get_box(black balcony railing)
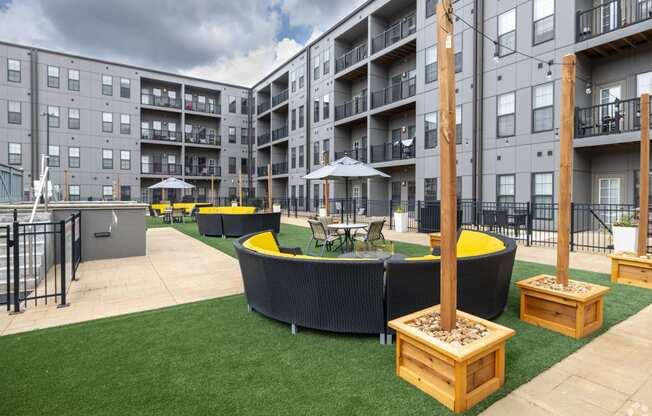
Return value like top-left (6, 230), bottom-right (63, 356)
top-left (141, 128), bottom-right (183, 143)
top-left (258, 133), bottom-right (271, 146)
top-left (258, 101), bottom-right (271, 114)
top-left (577, 0), bottom-right (652, 42)
top-left (185, 100), bottom-right (221, 115)
top-left (334, 147), bottom-right (367, 163)
top-left (272, 161), bottom-right (288, 175)
top-left (335, 96), bottom-right (368, 121)
top-left (370, 142), bottom-right (415, 163)
top-left (371, 77), bottom-right (416, 109)
top-left (257, 166), bottom-right (269, 177)
top-left (184, 132), bottom-right (221, 146)
top-left (575, 97), bottom-right (652, 138)
top-left (272, 89), bottom-right (289, 107)
top-left (141, 163), bottom-right (183, 175)
top-left (141, 94), bottom-right (182, 109)
top-left (371, 13), bottom-right (416, 54)
top-left (185, 165), bottom-right (220, 177)
top-left (335, 43), bottom-right (368, 73)
top-left (272, 125), bottom-right (289, 141)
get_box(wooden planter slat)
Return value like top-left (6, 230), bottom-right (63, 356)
top-left (516, 275), bottom-right (609, 339)
top-left (389, 305), bottom-right (515, 413)
top-left (610, 254), bottom-right (652, 290)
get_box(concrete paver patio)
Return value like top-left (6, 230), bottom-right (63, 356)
top-left (0, 227), bottom-right (242, 336)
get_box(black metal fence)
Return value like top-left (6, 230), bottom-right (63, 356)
top-left (2, 210), bottom-right (81, 313)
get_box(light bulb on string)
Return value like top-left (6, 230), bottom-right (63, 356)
top-left (493, 42), bottom-right (500, 63)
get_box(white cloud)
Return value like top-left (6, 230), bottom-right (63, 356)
top-left (274, 0), bottom-right (368, 29)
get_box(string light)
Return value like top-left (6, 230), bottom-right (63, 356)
top-left (493, 41), bottom-right (500, 63)
top-left (546, 61), bottom-right (553, 80)
top-left (585, 82), bottom-right (592, 95)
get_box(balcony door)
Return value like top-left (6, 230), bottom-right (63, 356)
top-left (141, 155), bottom-right (150, 174)
top-left (599, 84), bottom-right (622, 133)
top-left (599, 0), bottom-right (618, 33)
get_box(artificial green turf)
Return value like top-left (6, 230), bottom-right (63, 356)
top-left (1, 221), bottom-right (651, 415)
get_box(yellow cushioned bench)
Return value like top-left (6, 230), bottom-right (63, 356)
top-left (172, 203), bottom-right (212, 214)
top-left (199, 206), bottom-right (257, 215)
top-left (243, 232), bottom-right (369, 261)
top-left (151, 204), bottom-right (171, 214)
top-left (405, 230), bottom-right (505, 261)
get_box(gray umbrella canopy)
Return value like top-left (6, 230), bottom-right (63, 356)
top-left (148, 177), bottom-right (195, 190)
top-left (302, 156), bottom-right (389, 180)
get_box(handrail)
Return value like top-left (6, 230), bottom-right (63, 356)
top-left (335, 43), bottom-right (368, 73)
top-left (577, 0), bottom-right (652, 42)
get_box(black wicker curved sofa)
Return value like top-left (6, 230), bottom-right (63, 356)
top-left (233, 230), bottom-right (516, 341)
top-left (197, 207), bottom-right (281, 237)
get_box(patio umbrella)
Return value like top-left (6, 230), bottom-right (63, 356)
top-left (303, 156), bottom-right (389, 223)
top-left (148, 177), bottom-right (195, 203)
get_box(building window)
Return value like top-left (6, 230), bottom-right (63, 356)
top-left (425, 45), bottom-right (437, 83)
top-left (228, 157), bottom-right (236, 174)
top-left (48, 106), bottom-right (60, 128)
top-left (298, 66), bottom-right (305, 89)
top-left (532, 82), bottom-right (553, 132)
top-left (102, 75), bottom-right (113, 95)
top-left (241, 127), bottom-right (249, 145)
top-left (228, 126), bottom-right (236, 143)
top-left (599, 178), bottom-right (621, 205)
top-left (290, 69), bottom-right (297, 93)
top-left (69, 146), bottom-right (80, 168)
top-left (68, 108), bottom-right (80, 129)
top-left (299, 105), bottom-right (305, 128)
top-left (47, 65), bottom-right (59, 88)
top-left (456, 105), bottom-right (462, 144)
top-left (120, 114), bottom-right (131, 134)
top-left (425, 178), bottom-right (437, 202)
top-left (8, 143), bottom-right (21, 165)
top-left (323, 139), bottom-right (330, 163)
top-left (533, 0), bottom-right (554, 45)
top-left (68, 69), bottom-right (80, 91)
top-left (228, 96), bottom-right (237, 113)
top-left (313, 98), bottom-right (320, 123)
top-left (69, 185), bottom-right (80, 201)
top-left (425, 112), bottom-right (438, 149)
top-left (455, 33), bottom-right (463, 73)
top-left (102, 112), bottom-right (113, 133)
top-left (121, 185), bottom-right (131, 201)
top-left (497, 92), bottom-right (515, 137)
top-left (120, 150), bottom-right (131, 170)
top-left (426, 0), bottom-right (437, 18)
top-left (291, 147), bottom-right (297, 169)
top-left (120, 78), bottom-right (130, 98)
top-left (313, 142), bottom-right (320, 166)
top-left (323, 94), bottom-right (330, 120)
top-left (48, 145), bottom-right (60, 167)
top-left (102, 149), bottom-right (113, 169)
top-left (103, 185), bottom-right (113, 201)
top-left (313, 54), bottom-right (320, 81)
top-left (497, 175), bottom-right (515, 205)
top-left (323, 49), bottom-right (330, 75)
top-left (636, 71), bottom-right (652, 96)
top-left (291, 109), bottom-right (297, 131)
top-left (533, 172), bottom-right (553, 219)
top-left (498, 9), bottom-right (516, 57)
top-left (8, 58), bottom-right (21, 82)
top-left (8, 101), bottom-right (21, 124)
top-left (299, 145), bottom-right (305, 168)
top-left (241, 97), bottom-right (249, 114)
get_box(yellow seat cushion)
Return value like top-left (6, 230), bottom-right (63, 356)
top-left (405, 255), bottom-right (440, 261)
top-left (151, 204), bottom-right (171, 214)
top-left (456, 230), bottom-right (505, 257)
top-left (243, 232), bottom-right (280, 253)
top-left (199, 206), bottom-right (257, 215)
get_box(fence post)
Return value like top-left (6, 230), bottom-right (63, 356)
top-left (570, 202), bottom-right (576, 252)
top-left (526, 202), bottom-right (533, 247)
top-left (353, 199), bottom-right (357, 223)
top-left (11, 209), bottom-right (21, 314)
top-left (58, 220), bottom-right (68, 308)
top-left (71, 214), bottom-right (76, 281)
top-left (389, 200), bottom-right (394, 228)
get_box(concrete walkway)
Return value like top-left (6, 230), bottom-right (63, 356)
top-left (0, 227), bottom-right (242, 336)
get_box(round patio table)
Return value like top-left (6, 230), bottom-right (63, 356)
top-left (327, 223), bottom-right (367, 252)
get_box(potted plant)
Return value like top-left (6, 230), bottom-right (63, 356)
top-left (272, 203), bottom-right (282, 213)
top-left (393, 207), bottom-right (409, 233)
top-left (612, 213), bottom-right (638, 253)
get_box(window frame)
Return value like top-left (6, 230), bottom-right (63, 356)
top-left (425, 45), bottom-right (437, 84)
top-left (8, 142), bottom-right (21, 165)
top-left (102, 112), bottom-right (113, 133)
top-left (425, 111), bottom-right (438, 149)
top-left (7, 58), bottom-right (21, 82)
top-left (120, 150), bottom-right (131, 170)
top-left (532, 172), bottom-right (554, 219)
top-left (323, 94), bottom-right (330, 120)
top-left (496, 174), bottom-right (516, 206)
top-left (47, 65), bottom-right (60, 88)
top-left (598, 177), bottom-right (621, 205)
top-left (498, 9), bottom-right (516, 57)
top-left (102, 149), bottom-right (114, 169)
top-left (68, 185), bottom-right (81, 201)
top-left (68, 146), bottom-right (80, 168)
top-left (120, 78), bottom-right (131, 98)
top-left (532, 0), bottom-right (555, 45)
top-left (532, 82), bottom-right (554, 133)
top-left (68, 69), bottom-right (80, 91)
top-left (47, 145), bottom-right (60, 167)
top-left (102, 74), bottom-right (113, 96)
top-left (48, 106), bottom-right (60, 128)
top-left (68, 108), bottom-right (80, 129)
top-left (102, 185), bottom-right (114, 201)
top-left (8, 100), bottom-right (21, 124)
top-left (120, 113), bottom-right (131, 134)
top-left (497, 91), bottom-right (516, 138)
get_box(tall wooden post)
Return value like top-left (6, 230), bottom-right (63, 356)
top-left (210, 175), bottom-right (215, 205)
top-left (63, 169), bottom-right (69, 201)
top-left (556, 54), bottom-right (576, 286)
top-left (638, 93), bottom-right (650, 256)
top-left (267, 163), bottom-right (273, 210)
top-left (437, 0), bottom-right (457, 331)
top-left (323, 151), bottom-right (330, 215)
top-left (239, 171), bottom-right (243, 207)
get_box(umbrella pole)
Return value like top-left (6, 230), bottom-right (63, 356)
top-left (346, 178), bottom-right (349, 224)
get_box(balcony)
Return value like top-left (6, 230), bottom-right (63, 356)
top-left (141, 94), bottom-right (182, 109)
top-left (141, 128), bottom-right (183, 143)
top-left (575, 96), bottom-right (652, 139)
top-left (272, 89), bottom-right (289, 107)
top-left (272, 161), bottom-right (288, 175)
top-left (334, 147), bottom-right (367, 163)
top-left (258, 101), bottom-right (271, 114)
top-left (141, 163), bottom-right (183, 176)
top-left (577, 0), bottom-right (652, 42)
top-left (185, 165), bottom-right (221, 177)
top-left (184, 132), bottom-right (221, 146)
top-left (184, 100), bottom-right (221, 115)
top-left (272, 125), bottom-right (289, 141)
top-left (257, 133), bottom-right (271, 146)
top-left (370, 142), bottom-right (415, 163)
top-left (371, 13), bottom-right (416, 55)
top-left (335, 43), bottom-right (368, 73)
top-left (335, 96), bottom-right (367, 121)
top-left (371, 77), bottom-right (416, 109)
top-left (257, 166), bottom-right (268, 177)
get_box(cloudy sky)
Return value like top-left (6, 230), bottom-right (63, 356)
top-left (0, 0), bottom-right (367, 86)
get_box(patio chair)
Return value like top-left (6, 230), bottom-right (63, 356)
top-left (354, 220), bottom-right (386, 244)
top-left (172, 208), bottom-right (185, 224)
top-left (319, 216), bottom-right (343, 237)
top-left (307, 219), bottom-right (342, 256)
top-left (148, 206), bottom-right (162, 222)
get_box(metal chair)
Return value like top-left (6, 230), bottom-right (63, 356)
top-left (354, 220), bottom-right (386, 244)
top-left (307, 219), bottom-right (342, 256)
top-left (172, 208), bottom-right (185, 224)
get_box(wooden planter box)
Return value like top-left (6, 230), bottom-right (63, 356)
top-left (428, 233), bottom-right (441, 250)
top-left (516, 275), bottom-right (610, 339)
top-left (388, 305), bottom-right (515, 414)
top-left (610, 254), bottom-right (652, 290)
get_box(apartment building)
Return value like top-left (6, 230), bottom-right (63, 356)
top-left (1, 0), bottom-right (652, 206)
